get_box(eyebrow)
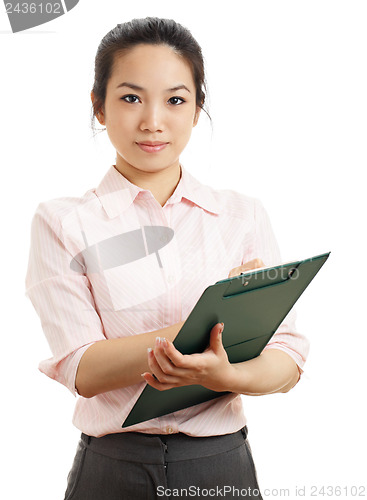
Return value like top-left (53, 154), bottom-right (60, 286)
top-left (116, 82), bottom-right (191, 93)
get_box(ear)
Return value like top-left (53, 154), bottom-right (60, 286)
top-left (193, 106), bottom-right (201, 127)
top-left (91, 91), bottom-right (105, 126)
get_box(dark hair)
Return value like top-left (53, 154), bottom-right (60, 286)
top-left (91, 17), bottom-right (211, 134)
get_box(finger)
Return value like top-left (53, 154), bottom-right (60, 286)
top-left (141, 372), bottom-right (177, 391)
top-left (209, 322), bottom-right (225, 354)
top-left (151, 339), bottom-right (212, 387)
top-left (153, 337), bottom-right (190, 375)
top-left (147, 347), bottom-right (173, 382)
top-left (253, 257), bottom-right (264, 267)
top-left (208, 323), bottom-right (225, 356)
top-left (242, 258), bottom-right (265, 271)
top-left (228, 258), bottom-right (265, 278)
top-left (228, 266), bottom-right (242, 278)
top-left (157, 338), bottom-right (195, 371)
top-left (148, 343), bottom-right (186, 384)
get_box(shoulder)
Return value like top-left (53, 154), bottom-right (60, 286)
top-left (183, 167), bottom-right (264, 221)
top-left (209, 184), bottom-right (265, 222)
top-left (187, 168), bottom-right (268, 223)
top-left (31, 188), bottom-right (98, 232)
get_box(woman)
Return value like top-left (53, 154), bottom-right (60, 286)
top-left (25, 17), bottom-right (308, 499)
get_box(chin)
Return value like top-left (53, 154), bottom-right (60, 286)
top-left (116, 153), bottom-right (180, 173)
top-left (133, 159), bottom-right (178, 172)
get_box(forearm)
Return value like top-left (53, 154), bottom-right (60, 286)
top-left (75, 321), bottom-right (184, 398)
top-left (228, 349), bottom-right (301, 396)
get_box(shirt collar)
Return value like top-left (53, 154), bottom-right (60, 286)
top-left (94, 164), bottom-right (222, 219)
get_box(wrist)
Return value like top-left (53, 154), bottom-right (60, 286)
top-left (220, 363), bottom-right (248, 393)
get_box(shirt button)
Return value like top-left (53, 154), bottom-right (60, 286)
top-left (167, 275), bottom-right (175, 284)
top-left (167, 426), bottom-right (174, 434)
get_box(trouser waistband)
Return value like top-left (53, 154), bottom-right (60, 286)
top-left (81, 426), bottom-right (248, 464)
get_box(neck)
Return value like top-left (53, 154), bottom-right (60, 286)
top-left (114, 160), bottom-right (182, 207)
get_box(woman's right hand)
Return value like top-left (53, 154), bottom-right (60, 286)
top-left (76, 319), bottom-right (186, 398)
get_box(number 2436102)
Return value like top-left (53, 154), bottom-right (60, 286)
top-left (5, 3), bottom-right (62, 15)
top-left (310, 486), bottom-right (366, 496)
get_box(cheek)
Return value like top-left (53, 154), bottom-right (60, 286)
top-left (111, 113), bottom-right (130, 129)
top-left (109, 117), bottom-right (135, 144)
top-left (175, 114), bottom-right (194, 138)
top-left (106, 103), bottom-right (134, 130)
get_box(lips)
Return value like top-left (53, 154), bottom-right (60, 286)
top-left (136, 141), bottom-right (169, 153)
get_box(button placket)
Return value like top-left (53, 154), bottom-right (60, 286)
top-left (162, 441), bottom-right (168, 472)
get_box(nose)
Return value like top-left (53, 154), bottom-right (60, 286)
top-left (139, 103), bottom-right (164, 133)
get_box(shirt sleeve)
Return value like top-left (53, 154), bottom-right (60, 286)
top-left (25, 201), bottom-right (107, 396)
top-left (249, 198), bottom-right (310, 374)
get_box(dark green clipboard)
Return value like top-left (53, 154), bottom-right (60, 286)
top-left (122, 251), bottom-right (330, 428)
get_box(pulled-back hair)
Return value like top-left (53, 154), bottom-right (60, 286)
top-left (91, 17), bottom-right (210, 134)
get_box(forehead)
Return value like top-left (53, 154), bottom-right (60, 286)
top-left (109, 44), bottom-right (195, 89)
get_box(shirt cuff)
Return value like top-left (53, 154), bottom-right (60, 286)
top-left (263, 342), bottom-right (306, 377)
top-left (38, 342), bottom-right (99, 397)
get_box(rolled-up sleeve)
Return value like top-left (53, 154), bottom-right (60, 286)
top-left (251, 198), bottom-right (310, 373)
top-left (25, 202), bottom-right (107, 396)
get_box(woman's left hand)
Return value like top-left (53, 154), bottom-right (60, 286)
top-left (141, 322), bottom-right (237, 392)
top-left (227, 258), bottom-right (265, 278)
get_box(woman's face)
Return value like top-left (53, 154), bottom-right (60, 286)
top-left (95, 43), bottom-right (201, 175)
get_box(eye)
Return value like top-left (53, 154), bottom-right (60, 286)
top-left (168, 96), bottom-right (185, 105)
top-left (121, 94), bottom-right (140, 104)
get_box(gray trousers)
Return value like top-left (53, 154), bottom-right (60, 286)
top-left (64, 426), bottom-right (263, 499)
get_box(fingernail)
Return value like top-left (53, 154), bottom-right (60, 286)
top-left (219, 323), bottom-right (224, 333)
top-left (147, 347), bottom-right (153, 355)
top-left (161, 337), bottom-right (168, 347)
top-left (155, 337), bottom-right (161, 346)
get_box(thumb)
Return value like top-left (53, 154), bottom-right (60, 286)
top-left (210, 322), bottom-right (225, 353)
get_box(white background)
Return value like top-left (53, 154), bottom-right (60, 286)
top-left (1, 1), bottom-right (366, 498)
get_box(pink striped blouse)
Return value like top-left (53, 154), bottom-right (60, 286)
top-left (25, 164), bottom-right (309, 438)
